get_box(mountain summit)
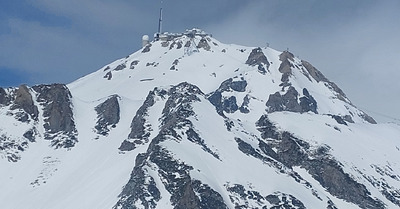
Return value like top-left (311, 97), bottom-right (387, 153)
top-left (1, 29), bottom-right (399, 209)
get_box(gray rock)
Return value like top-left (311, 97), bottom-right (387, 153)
top-left (95, 95), bottom-right (120, 136)
top-left (23, 128), bottom-right (38, 142)
top-left (208, 78), bottom-right (247, 115)
top-left (266, 87), bottom-right (302, 113)
top-left (10, 85), bottom-right (39, 121)
top-left (246, 47), bottom-right (270, 67)
top-left (343, 115), bottom-right (355, 123)
top-left (359, 112), bottom-right (377, 124)
top-left (222, 96), bottom-right (238, 113)
top-left (130, 60), bottom-right (139, 69)
top-left (33, 84), bottom-right (78, 149)
top-left (239, 95), bottom-right (251, 114)
top-left (299, 88), bottom-right (318, 113)
top-left (279, 51), bottom-right (294, 83)
top-left (197, 38), bottom-right (211, 51)
top-left (245, 47), bottom-right (270, 75)
top-left (256, 115), bottom-right (385, 209)
top-left (103, 72), bottom-right (112, 80)
top-left (0, 87), bottom-right (11, 105)
top-left (116, 82), bottom-right (227, 209)
top-left (302, 60), bottom-right (349, 103)
top-left (170, 41), bottom-right (183, 50)
top-left (113, 63), bottom-right (126, 71)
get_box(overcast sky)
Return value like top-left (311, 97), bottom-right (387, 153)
top-left (0, 0), bottom-right (399, 123)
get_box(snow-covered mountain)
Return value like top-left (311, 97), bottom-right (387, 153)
top-left (1, 29), bottom-right (400, 209)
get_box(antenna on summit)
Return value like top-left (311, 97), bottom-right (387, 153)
top-left (158, 1), bottom-right (163, 34)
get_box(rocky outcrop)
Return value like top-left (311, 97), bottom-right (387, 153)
top-left (0, 87), bottom-right (11, 105)
top-left (95, 95), bottom-right (120, 136)
top-left (301, 60), bottom-right (348, 102)
top-left (33, 84), bottom-right (77, 149)
top-left (208, 78), bottom-right (247, 115)
top-left (197, 38), bottom-right (211, 51)
top-left (266, 87), bottom-right (318, 114)
top-left (279, 51), bottom-right (294, 84)
top-left (256, 115), bottom-right (385, 209)
top-left (10, 85), bottom-right (39, 122)
top-left (299, 88), bottom-right (318, 114)
top-left (116, 82), bottom-right (225, 209)
top-left (246, 47), bottom-right (270, 74)
top-left (266, 86), bottom-right (302, 113)
top-left (119, 89), bottom-right (160, 151)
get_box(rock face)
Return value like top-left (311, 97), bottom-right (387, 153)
top-left (10, 85), bottom-right (39, 122)
top-left (266, 87), bottom-right (302, 113)
top-left (95, 95), bottom-right (120, 136)
top-left (246, 47), bottom-right (270, 74)
top-left (0, 87), bottom-right (11, 105)
top-left (115, 82), bottom-right (226, 209)
top-left (256, 115), bottom-right (385, 209)
top-left (279, 51), bottom-right (294, 84)
top-left (208, 78), bottom-right (247, 115)
top-left (33, 84), bottom-right (77, 148)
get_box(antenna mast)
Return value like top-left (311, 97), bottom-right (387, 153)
top-left (158, 1), bottom-right (163, 34)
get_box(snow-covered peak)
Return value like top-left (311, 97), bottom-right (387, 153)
top-left (68, 29), bottom-right (375, 125)
top-left (2, 29), bottom-right (399, 209)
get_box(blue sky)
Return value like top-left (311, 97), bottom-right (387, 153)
top-left (1, 0), bottom-right (400, 123)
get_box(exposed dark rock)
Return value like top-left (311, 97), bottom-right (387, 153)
top-left (192, 180), bottom-right (227, 209)
top-left (208, 78), bottom-right (247, 115)
top-left (142, 43), bottom-right (152, 53)
top-left (197, 38), bottom-right (211, 51)
top-left (104, 72), bottom-right (112, 80)
top-left (0, 87), bottom-right (11, 105)
top-left (170, 41), bottom-right (183, 50)
top-left (266, 193), bottom-right (306, 209)
top-left (222, 96), bottom-right (238, 113)
top-left (343, 115), bottom-right (355, 123)
top-left (279, 51), bottom-right (294, 83)
top-left (103, 66), bottom-right (110, 71)
top-left (10, 85), bottom-right (39, 121)
top-left (95, 95), bottom-right (120, 136)
top-left (245, 47), bottom-right (270, 75)
top-left (256, 115), bottom-right (385, 209)
top-left (186, 128), bottom-right (220, 159)
top-left (327, 199), bottom-right (338, 209)
top-left (239, 95), bottom-right (251, 114)
top-left (301, 60), bottom-right (327, 82)
top-left (256, 115), bottom-right (279, 139)
top-left (0, 134), bottom-right (28, 162)
top-left (113, 63), bottom-right (126, 71)
top-left (246, 47), bottom-right (269, 67)
top-left (302, 60), bottom-right (349, 103)
top-left (33, 84), bottom-right (77, 149)
top-left (119, 90), bottom-right (157, 151)
top-left (114, 152), bottom-right (161, 209)
top-left (23, 128), bottom-right (37, 142)
top-left (130, 60), bottom-right (139, 69)
top-left (116, 82), bottom-right (227, 209)
top-left (299, 88), bottom-right (318, 113)
top-left (266, 87), bottom-right (301, 113)
top-left (359, 112), bottom-right (377, 124)
top-left (328, 114), bottom-right (348, 125)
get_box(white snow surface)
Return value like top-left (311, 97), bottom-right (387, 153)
top-left (1, 30), bottom-right (400, 209)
